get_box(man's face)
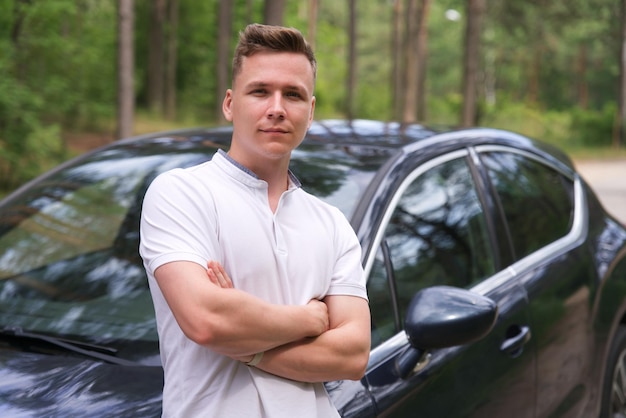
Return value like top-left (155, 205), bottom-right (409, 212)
top-left (222, 51), bottom-right (316, 167)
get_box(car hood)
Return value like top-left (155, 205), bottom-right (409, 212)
top-left (0, 350), bottom-right (163, 417)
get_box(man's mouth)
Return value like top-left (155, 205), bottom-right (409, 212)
top-left (261, 128), bottom-right (288, 133)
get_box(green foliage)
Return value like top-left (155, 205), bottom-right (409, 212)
top-left (569, 104), bottom-right (616, 147)
top-left (312, 20), bottom-right (348, 119)
top-left (481, 100), bottom-right (572, 147)
top-left (0, 0), bottom-right (624, 196)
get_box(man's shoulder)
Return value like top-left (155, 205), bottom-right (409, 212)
top-left (295, 188), bottom-right (343, 213)
top-left (151, 160), bottom-right (216, 186)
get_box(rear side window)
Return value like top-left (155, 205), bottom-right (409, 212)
top-left (480, 151), bottom-right (574, 260)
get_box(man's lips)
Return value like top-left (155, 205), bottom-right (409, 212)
top-left (260, 127), bottom-right (289, 133)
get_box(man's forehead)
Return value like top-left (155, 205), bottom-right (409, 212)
top-left (236, 52), bottom-right (315, 86)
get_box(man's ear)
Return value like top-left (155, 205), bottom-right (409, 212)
top-left (222, 89), bottom-right (234, 122)
top-left (308, 96), bottom-right (316, 128)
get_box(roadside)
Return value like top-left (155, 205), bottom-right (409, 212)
top-left (574, 159), bottom-right (626, 226)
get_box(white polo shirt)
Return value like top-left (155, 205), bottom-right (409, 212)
top-left (140, 150), bottom-right (368, 417)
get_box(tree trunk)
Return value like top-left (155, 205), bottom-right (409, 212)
top-left (346, 0), bottom-right (357, 120)
top-left (575, 44), bottom-right (588, 109)
top-left (246, 0), bottom-right (254, 23)
top-left (460, 0), bottom-right (485, 127)
top-left (164, 0), bottom-right (178, 120)
top-left (264, 0), bottom-right (286, 26)
top-left (617, 0), bottom-right (626, 147)
top-left (391, 0), bottom-right (404, 121)
top-left (117, 0), bottom-right (134, 139)
top-left (216, 0), bottom-right (233, 123)
top-left (147, 0), bottom-right (165, 115)
top-left (307, 0), bottom-right (319, 51)
top-left (416, 0), bottom-right (430, 122)
top-left (402, 0), bottom-right (423, 124)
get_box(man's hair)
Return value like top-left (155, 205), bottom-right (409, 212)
top-left (232, 23), bottom-right (317, 85)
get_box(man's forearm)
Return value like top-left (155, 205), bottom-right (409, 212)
top-left (249, 296), bottom-right (371, 382)
top-left (155, 261), bottom-right (329, 356)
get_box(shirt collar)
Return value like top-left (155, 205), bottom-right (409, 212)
top-left (217, 149), bottom-right (302, 189)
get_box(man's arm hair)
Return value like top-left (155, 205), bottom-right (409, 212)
top-left (154, 260), bottom-right (330, 356)
top-left (250, 294), bottom-right (371, 382)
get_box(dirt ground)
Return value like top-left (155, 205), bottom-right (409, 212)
top-left (574, 159), bottom-right (626, 226)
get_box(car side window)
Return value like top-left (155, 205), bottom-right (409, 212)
top-left (480, 152), bottom-right (574, 260)
top-left (367, 245), bottom-right (400, 347)
top-left (367, 156), bottom-right (496, 342)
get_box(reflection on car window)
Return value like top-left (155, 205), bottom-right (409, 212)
top-left (0, 151), bottom-right (209, 348)
top-left (481, 152), bottom-right (574, 260)
top-left (0, 170), bottom-right (140, 281)
top-left (367, 245), bottom-right (399, 348)
top-left (374, 157), bottom-right (495, 325)
top-left (290, 145), bottom-right (382, 217)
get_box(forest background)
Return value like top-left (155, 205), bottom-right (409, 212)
top-left (1, 0), bottom-right (626, 195)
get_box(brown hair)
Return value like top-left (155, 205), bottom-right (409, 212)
top-left (231, 23), bottom-right (317, 85)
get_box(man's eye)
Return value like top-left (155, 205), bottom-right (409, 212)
top-left (286, 91), bottom-right (302, 98)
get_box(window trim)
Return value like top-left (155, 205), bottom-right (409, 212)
top-left (364, 149), bottom-right (472, 368)
top-left (471, 145), bottom-right (586, 294)
top-left (363, 149), bottom-right (471, 279)
top-left (365, 145), bottom-right (587, 370)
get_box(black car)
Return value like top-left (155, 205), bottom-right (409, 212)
top-left (1, 119), bottom-right (625, 417)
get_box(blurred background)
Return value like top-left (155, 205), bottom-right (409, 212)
top-left (1, 0), bottom-right (625, 197)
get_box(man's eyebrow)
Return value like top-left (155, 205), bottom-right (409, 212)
top-left (245, 81), bottom-right (269, 89)
top-left (245, 81), bottom-right (307, 91)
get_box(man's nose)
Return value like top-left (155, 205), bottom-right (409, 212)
top-left (267, 92), bottom-right (286, 119)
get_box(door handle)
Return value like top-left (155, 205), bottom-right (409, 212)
top-left (499, 325), bottom-right (531, 358)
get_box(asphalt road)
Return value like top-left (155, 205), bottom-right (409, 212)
top-left (575, 159), bottom-right (626, 226)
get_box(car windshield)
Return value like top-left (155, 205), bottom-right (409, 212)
top-left (0, 139), bottom-right (382, 360)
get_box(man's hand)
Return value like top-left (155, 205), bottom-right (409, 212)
top-left (202, 260), bottom-right (331, 365)
top-left (303, 299), bottom-right (330, 336)
top-left (207, 260), bottom-right (329, 336)
top-left (157, 259), bottom-right (367, 381)
top-left (207, 260), bottom-right (233, 288)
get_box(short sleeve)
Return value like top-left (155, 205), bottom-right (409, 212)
top-left (327, 208), bottom-right (368, 301)
top-left (139, 169), bottom-right (221, 275)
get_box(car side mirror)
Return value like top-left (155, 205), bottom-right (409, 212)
top-left (395, 286), bottom-right (498, 379)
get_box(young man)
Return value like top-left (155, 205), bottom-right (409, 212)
top-left (140, 24), bottom-right (370, 417)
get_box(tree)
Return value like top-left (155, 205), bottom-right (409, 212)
top-left (147, 0), bottom-right (165, 114)
top-left (117, 0), bottom-right (134, 139)
top-left (307, 0), bottom-right (319, 51)
top-left (264, 0), bottom-right (286, 26)
top-left (216, 0), bottom-right (233, 124)
top-left (618, 0), bottom-right (626, 147)
top-left (164, 0), bottom-right (179, 120)
top-left (415, 0), bottom-right (430, 122)
top-left (391, 0), bottom-right (404, 121)
top-left (346, 0), bottom-right (357, 119)
top-left (460, 0), bottom-right (485, 127)
top-left (402, 0), bottom-right (429, 124)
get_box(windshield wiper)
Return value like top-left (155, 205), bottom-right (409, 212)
top-left (0, 326), bottom-right (139, 366)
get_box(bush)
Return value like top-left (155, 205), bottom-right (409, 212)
top-left (481, 100), bottom-right (571, 147)
top-left (569, 104), bottom-right (615, 147)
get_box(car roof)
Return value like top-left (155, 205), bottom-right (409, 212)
top-left (111, 119), bottom-right (573, 169)
top-left (113, 119), bottom-right (439, 151)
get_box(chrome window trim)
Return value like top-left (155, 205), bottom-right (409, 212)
top-left (472, 144), bottom-right (575, 181)
top-left (471, 145), bottom-right (585, 293)
top-left (365, 145), bottom-right (587, 371)
top-left (364, 149), bottom-right (470, 369)
top-left (362, 149), bottom-right (470, 278)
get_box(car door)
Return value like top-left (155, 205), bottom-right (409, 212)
top-left (360, 150), bottom-right (537, 417)
top-left (476, 147), bottom-right (593, 417)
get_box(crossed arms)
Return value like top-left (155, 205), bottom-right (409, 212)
top-left (154, 260), bottom-right (371, 383)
